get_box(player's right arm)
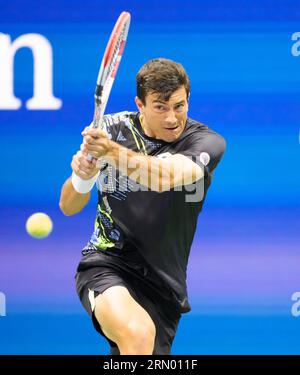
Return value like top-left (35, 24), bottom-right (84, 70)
top-left (59, 150), bottom-right (99, 216)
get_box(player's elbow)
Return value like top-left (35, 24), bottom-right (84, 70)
top-left (59, 200), bottom-right (80, 216)
top-left (59, 201), bottom-right (73, 216)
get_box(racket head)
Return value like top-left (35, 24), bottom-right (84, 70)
top-left (100, 11), bottom-right (130, 81)
top-left (95, 12), bottom-right (131, 99)
top-left (93, 11), bottom-right (131, 128)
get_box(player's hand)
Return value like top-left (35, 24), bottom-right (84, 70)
top-left (81, 127), bottom-right (111, 158)
top-left (71, 149), bottom-right (99, 180)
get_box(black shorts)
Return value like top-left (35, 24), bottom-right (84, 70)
top-left (75, 251), bottom-right (182, 355)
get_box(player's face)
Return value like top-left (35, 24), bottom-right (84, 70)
top-left (135, 86), bottom-right (189, 142)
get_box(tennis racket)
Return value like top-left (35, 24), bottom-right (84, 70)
top-left (87, 11), bottom-right (131, 160)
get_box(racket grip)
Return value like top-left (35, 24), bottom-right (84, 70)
top-left (86, 153), bottom-right (93, 161)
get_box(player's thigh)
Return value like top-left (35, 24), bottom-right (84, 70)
top-left (93, 285), bottom-right (156, 343)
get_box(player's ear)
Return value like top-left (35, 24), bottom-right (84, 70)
top-left (135, 96), bottom-right (144, 112)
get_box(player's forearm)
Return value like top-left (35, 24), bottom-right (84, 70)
top-left (59, 177), bottom-right (91, 216)
top-left (106, 142), bottom-right (201, 192)
top-left (104, 142), bottom-right (168, 191)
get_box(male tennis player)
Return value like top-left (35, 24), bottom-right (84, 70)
top-left (59, 58), bottom-right (226, 355)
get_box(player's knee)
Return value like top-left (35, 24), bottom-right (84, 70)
top-left (119, 320), bottom-right (156, 354)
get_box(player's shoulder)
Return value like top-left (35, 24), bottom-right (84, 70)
top-left (102, 111), bottom-right (133, 127)
top-left (184, 117), bottom-right (226, 151)
top-left (102, 111), bottom-right (135, 140)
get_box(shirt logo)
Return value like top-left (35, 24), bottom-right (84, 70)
top-left (116, 130), bottom-right (126, 142)
top-left (200, 152), bottom-right (210, 166)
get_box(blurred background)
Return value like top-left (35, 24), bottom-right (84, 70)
top-left (0, 0), bottom-right (299, 354)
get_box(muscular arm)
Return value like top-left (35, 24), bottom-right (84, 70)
top-left (59, 177), bottom-right (91, 216)
top-left (82, 128), bottom-right (204, 192)
top-left (106, 142), bottom-right (203, 192)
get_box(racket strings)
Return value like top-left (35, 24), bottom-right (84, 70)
top-left (105, 24), bottom-right (128, 82)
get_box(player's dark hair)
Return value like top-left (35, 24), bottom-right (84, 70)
top-left (136, 58), bottom-right (190, 104)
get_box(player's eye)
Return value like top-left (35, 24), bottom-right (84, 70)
top-left (154, 105), bottom-right (166, 111)
top-left (175, 103), bottom-right (185, 110)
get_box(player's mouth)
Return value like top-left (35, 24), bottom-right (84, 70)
top-left (165, 125), bottom-right (179, 131)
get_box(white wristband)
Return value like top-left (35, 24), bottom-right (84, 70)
top-left (71, 172), bottom-right (99, 194)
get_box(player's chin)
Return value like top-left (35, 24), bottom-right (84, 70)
top-left (162, 129), bottom-right (183, 142)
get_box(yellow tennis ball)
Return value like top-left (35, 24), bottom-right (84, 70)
top-left (26, 213), bottom-right (53, 239)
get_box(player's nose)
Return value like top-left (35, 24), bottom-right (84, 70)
top-left (165, 110), bottom-right (177, 125)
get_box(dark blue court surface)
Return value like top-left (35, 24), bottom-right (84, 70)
top-left (0, 313), bottom-right (299, 354)
top-left (0, 206), bottom-right (299, 354)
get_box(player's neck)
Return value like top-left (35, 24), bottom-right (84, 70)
top-left (139, 114), bottom-right (156, 138)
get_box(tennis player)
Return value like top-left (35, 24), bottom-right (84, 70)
top-left (59, 58), bottom-right (226, 355)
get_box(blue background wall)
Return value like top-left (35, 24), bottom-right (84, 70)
top-left (0, 0), bottom-right (300, 354)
